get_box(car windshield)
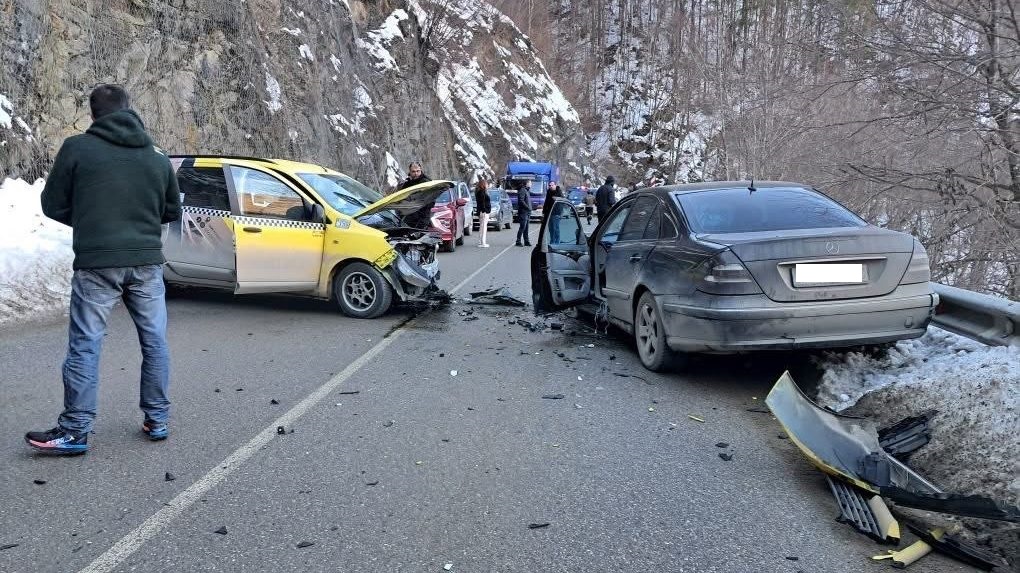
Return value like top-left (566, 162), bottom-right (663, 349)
top-left (488, 190), bottom-right (502, 201)
top-left (297, 172), bottom-right (383, 216)
top-left (436, 190), bottom-right (453, 203)
top-left (674, 187), bottom-right (867, 234)
top-left (568, 190), bottom-right (586, 202)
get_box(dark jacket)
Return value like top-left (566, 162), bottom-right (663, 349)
top-left (542, 185), bottom-right (563, 218)
top-left (397, 173), bottom-right (430, 191)
top-left (41, 109), bottom-right (181, 270)
top-left (475, 186), bottom-right (492, 214)
top-left (595, 182), bottom-right (616, 216)
top-left (516, 187), bottom-right (532, 217)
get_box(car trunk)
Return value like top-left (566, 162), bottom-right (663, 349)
top-left (697, 226), bottom-right (915, 302)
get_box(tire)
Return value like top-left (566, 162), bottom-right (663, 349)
top-left (456, 234), bottom-right (464, 246)
top-left (492, 219), bottom-right (502, 232)
top-left (463, 216), bottom-right (471, 236)
top-left (333, 262), bottom-right (393, 319)
top-left (634, 291), bottom-right (681, 372)
top-left (445, 238), bottom-right (456, 252)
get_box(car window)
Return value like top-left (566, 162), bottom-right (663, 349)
top-left (674, 187), bottom-right (867, 233)
top-left (176, 166), bottom-right (230, 211)
top-left (231, 167), bottom-right (308, 220)
top-left (642, 205), bottom-right (661, 240)
top-left (598, 202), bottom-right (633, 246)
top-left (297, 172), bottom-right (382, 216)
top-left (659, 212), bottom-right (678, 239)
top-left (544, 201), bottom-right (583, 247)
top-left (618, 197), bottom-right (658, 241)
top-left (436, 190), bottom-right (452, 203)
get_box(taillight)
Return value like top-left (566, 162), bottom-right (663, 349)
top-left (698, 250), bottom-right (762, 295)
top-left (431, 211), bottom-right (451, 231)
top-left (900, 240), bottom-right (931, 284)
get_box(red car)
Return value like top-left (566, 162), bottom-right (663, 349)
top-left (430, 188), bottom-right (467, 252)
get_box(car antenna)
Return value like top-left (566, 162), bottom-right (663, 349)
top-left (748, 178), bottom-right (756, 193)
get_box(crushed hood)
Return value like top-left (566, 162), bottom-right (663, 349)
top-left (354, 180), bottom-right (454, 219)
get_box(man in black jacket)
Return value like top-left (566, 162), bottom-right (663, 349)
top-left (514, 181), bottom-right (532, 246)
top-left (26, 85), bottom-right (181, 454)
top-left (395, 161), bottom-right (432, 229)
top-left (595, 175), bottom-right (616, 222)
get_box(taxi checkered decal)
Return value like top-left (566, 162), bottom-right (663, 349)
top-left (182, 206), bottom-right (231, 218)
top-left (234, 216), bottom-right (325, 231)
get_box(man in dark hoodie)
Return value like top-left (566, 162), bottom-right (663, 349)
top-left (395, 161), bottom-right (432, 229)
top-left (26, 84), bottom-right (181, 455)
top-left (594, 175), bottom-right (617, 222)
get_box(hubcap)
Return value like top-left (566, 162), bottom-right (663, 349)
top-left (342, 272), bottom-right (376, 311)
top-left (637, 303), bottom-right (658, 361)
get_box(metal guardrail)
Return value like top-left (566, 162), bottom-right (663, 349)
top-left (930, 283), bottom-right (1019, 347)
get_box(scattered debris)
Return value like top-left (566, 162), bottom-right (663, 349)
top-left (165, 472), bottom-right (176, 482)
top-left (276, 426), bottom-right (294, 435)
top-left (270, 399), bottom-right (280, 405)
top-left (542, 394), bottom-right (565, 400)
top-left (444, 564), bottom-right (453, 571)
top-left (903, 522), bottom-right (1006, 571)
top-left (382, 421), bottom-right (394, 428)
top-left (296, 541), bottom-right (315, 548)
top-left (746, 406), bottom-right (770, 414)
top-left (214, 526), bottom-right (228, 535)
top-left (715, 443), bottom-right (729, 448)
top-left (609, 355), bottom-right (616, 360)
top-left (648, 407), bottom-right (655, 412)
top-left (718, 453), bottom-right (733, 461)
top-left (236, 388), bottom-right (243, 392)
top-left (463, 316), bottom-right (479, 322)
top-left (688, 415), bottom-right (705, 423)
top-left (32, 479), bottom-right (46, 485)
top-left (214, 388), bottom-right (221, 393)
top-left (777, 433), bottom-right (788, 440)
top-left (528, 523), bottom-right (551, 529)
top-left (468, 287), bottom-right (527, 306)
top-left (0, 544), bottom-right (17, 551)
top-left (574, 403), bottom-right (583, 409)
top-left (825, 475), bottom-right (899, 544)
top-left (366, 481), bottom-right (379, 486)
top-left (877, 410), bottom-right (936, 460)
top-left (338, 390), bottom-right (360, 395)
top-left (450, 370), bottom-right (458, 377)
top-left (550, 322), bottom-right (563, 330)
top-left (785, 556), bottom-right (799, 561)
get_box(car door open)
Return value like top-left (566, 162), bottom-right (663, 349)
top-left (530, 199), bottom-right (591, 313)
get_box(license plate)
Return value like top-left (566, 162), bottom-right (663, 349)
top-left (794, 263), bottom-right (863, 286)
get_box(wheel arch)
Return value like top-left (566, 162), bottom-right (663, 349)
top-left (328, 257), bottom-right (376, 301)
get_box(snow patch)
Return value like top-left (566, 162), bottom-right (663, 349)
top-left (385, 152), bottom-right (402, 189)
top-left (264, 72), bottom-right (282, 113)
top-left (298, 44), bottom-right (315, 61)
top-left (281, 27), bottom-right (301, 37)
top-left (356, 9), bottom-right (408, 72)
top-left (0, 94), bottom-right (13, 129)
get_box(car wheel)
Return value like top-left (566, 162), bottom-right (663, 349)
top-left (456, 234), bottom-right (464, 246)
top-left (492, 219), bottom-right (502, 232)
top-left (333, 262), bottom-right (393, 319)
top-left (464, 220), bottom-right (471, 236)
top-left (445, 238), bottom-right (456, 252)
top-left (634, 292), bottom-right (681, 372)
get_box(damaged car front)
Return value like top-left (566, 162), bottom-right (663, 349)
top-left (296, 171), bottom-right (452, 317)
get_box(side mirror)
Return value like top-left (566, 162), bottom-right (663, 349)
top-left (456, 198), bottom-right (468, 207)
top-left (311, 204), bottom-right (326, 224)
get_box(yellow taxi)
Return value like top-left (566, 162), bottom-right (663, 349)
top-left (162, 155), bottom-right (451, 318)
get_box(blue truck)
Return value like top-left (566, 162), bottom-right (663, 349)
top-left (504, 161), bottom-right (559, 220)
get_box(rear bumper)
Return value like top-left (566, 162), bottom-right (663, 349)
top-left (660, 287), bottom-right (939, 352)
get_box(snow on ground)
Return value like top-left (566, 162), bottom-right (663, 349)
top-left (0, 175), bottom-right (1017, 557)
top-left (0, 178), bottom-right (73, 328)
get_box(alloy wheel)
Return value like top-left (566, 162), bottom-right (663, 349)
top-left (342, 271), bottom-right (377, 311)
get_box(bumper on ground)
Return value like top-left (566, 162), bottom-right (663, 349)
top-left (659, 287), bottom-right (939, 352)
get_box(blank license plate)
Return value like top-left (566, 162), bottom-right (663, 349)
top-left (794, 263), bottom-right (863, 285)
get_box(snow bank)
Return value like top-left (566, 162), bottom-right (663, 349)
top-left (0, 178), bottom-right (74, 327)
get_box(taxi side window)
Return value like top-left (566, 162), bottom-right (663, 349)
top-left (230, 167), bottom-right (308, 221)
top-left (177, 167), bottom-right (230, 211)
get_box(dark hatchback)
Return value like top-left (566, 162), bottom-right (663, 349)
top-left (531, 181), bottom-right (938, 371)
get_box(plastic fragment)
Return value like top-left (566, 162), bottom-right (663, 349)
top-left (297, 541), bottom-right (314, 548)
top-left (165, 472), bottom-right (176, 482)
top-left (542, 394), bottom-right (565, 400)
top-left (33, 479), bottom-right (46, 485)
top-left (214, 526), bottom-right (228, 535)
top-left (688, 415), bottom-right (705, 422)
top-left (528, 523), bottom-right (551, 529)
top-left (719, 453), bottom-right (733, 461)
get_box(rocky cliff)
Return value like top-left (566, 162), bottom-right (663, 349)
top-left (0, 0), bottom-right (582, 187)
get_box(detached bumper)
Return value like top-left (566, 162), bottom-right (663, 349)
top-left (659, 287), bottom-right (939, 352)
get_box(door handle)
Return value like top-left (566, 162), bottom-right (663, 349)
top-left (629, 254), bottom-right (642, 263)
top-left (242, 226), bottom-right (262, 233)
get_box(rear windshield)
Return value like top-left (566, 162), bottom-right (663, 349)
top-left (673, 187), bottom-right (866, 234)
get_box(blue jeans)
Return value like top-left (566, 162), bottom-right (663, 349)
top-left (59, 265), bottom-right (170, 433)
top-left (516, 212), bottom-right (531, 245)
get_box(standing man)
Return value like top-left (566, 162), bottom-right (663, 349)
top-left (396, 161), bottom-right (432, 229)
top-left (27, 84), bottom-right (181, 454)
top-left (595, 175), bottom-right (617, 223)
top-left (514, 182), bottom-right (532, 246)
top-left (474, 178), bottom-right (491, 248)
top-left (583, 189), bottom-right (596, 225)
top-left (542, 182), bottom-right (564, 244)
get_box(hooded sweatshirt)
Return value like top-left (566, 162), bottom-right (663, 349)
top-left (41, 109), bottom-right (181, 269)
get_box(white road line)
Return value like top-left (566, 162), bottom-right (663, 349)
top-left (79, 244), bottom-right (515, 573)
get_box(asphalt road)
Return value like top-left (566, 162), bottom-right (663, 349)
top-left (0, 224), bottom-right (974, 573)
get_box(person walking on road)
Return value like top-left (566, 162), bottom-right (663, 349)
top-left (474, 178), bottom-right (492, 248)
top-left (583, 189), bottom-right (596, 225)
top-left (27, 84), bottom-right (181, 454)
top-left (595, 175), bottom-right (617, 223)
top-left (542, 182), bottom-right (564, 244)
top-left (514, 182), bottom-right (532, 246)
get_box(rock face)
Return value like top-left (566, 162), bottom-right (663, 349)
top-left (0, 0), bottom-right (582, 187)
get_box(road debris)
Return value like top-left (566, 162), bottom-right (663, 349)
top-left (542, 394), bottom-right (565, 400)
top-left (366, 481), bottom-right (379, 486)
top-left (688, 415), bottom-right (705, 423)
top-left (450, 370), bottom-right (458, 377)
top-left (877, 410), bottom-right (936, 461)
top-left (444, 564), bottom-right (453, 571)
top-left (528, 523), bottom-right (551, 529)
top-left (33, 479), bottom-right (46, 485)
top-left (0, 544), bottom-right (18, 551)
top-left (270, 399), bottom-right (280, 405)
top-left (746, 406), bottom-right (770, 413)
top-left (276, 426), bottom-right (294, 435)
top-left (715, 442), bottom-right (729, 448)
top-left (825, 475), bottom-right (899, 544)
top-left (296, 541), bottom-right (315, 548)
top-left (468, 287), bottom-right (527, 306)
top-left (718, 453), bottom-right (733, 461)
top-left (165, 472), bottom-right (176, 482)
top-left (338, 390), bottom-right (360, 395)
top-left (383, 421), bottom-right (394, 427)
top-left (214, 526), bottom-right (228, 535)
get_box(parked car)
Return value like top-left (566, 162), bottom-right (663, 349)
top-left (566, 187), bottom-right (589, 217)
top-left (454, 181), bottom-right (473, 237)
top-left (163, 155), bottom-right (451, 318)
top-left (473, 187), bottom-right (514, 231)
top-left (531, 181), bottom-right (938, 371)
top-left (430, 188), bottom-right (467, 252)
